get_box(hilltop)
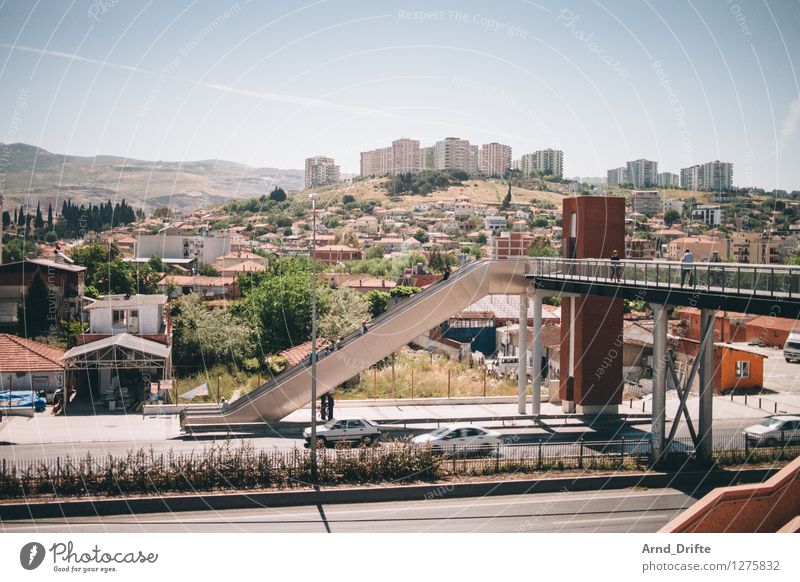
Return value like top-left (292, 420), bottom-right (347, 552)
top-left (0, 143), bottom-right (304, 213)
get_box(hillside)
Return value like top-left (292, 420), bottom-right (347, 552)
top-left (0, 143), bottom-right (304, 213)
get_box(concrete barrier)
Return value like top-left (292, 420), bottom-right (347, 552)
top-left (660, 455), bottom-right (800, 532)
top-left (0, 468), bottom-right (774, 521)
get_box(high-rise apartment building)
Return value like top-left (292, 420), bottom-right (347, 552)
top-left (434, 137), bottom-right (473, 174)
top-left (625, 159), bottom-right (658, 188)
top-left (680, 161), bottom-right (733, 191)
top-left (657, 172), bottom-right (679, 187)
top-left (516, 149), bottom-right (563, 179)
top-left (421, 146), bottom-right (436, 170)
top-left (391, 138), bottom-right (421, 175)
top-left (607, 167), bottom-right (627, 186)
top-left (478, 142), bottom-right (512, 177)
top-left (305, 156), bottom-right (340, 189)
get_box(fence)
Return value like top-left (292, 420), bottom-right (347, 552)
top-left (1, 436), bottom-right (798, 500)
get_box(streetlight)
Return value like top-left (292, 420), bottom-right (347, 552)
top-left (309, 191), bottom-right (320, 481)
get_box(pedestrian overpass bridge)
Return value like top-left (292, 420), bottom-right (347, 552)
top-left (181, 256), bottom-right (800, 460)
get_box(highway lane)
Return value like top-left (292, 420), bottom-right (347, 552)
top-left (0, 418), bottom-right (756, 462)
top-left (0, 488), bottom-right (701, 533)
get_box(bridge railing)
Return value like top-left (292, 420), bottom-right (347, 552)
top-left (533, 257), bottom-right (800, 298)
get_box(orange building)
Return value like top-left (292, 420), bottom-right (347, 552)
top-left (745, 315), bottom-right (800, 348)
top-left (312, 245), bottom-right (362, 264)
top-left (673, 337), bottom-right (765, 393)
top-left (674, 307), bottom-right (753, 342)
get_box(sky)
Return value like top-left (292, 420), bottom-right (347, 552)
top-left (1, 0), bottom-right (799, 190)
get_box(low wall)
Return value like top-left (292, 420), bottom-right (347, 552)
top-left (660, 455), bottom-right (800, 533)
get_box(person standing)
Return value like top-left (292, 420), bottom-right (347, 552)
top-left (361, 321), bottom-right (368, 335)
top-left (681, 249), bottom-right (695, 286)
top-left (610, 249), bottom-right (621, 282)
top-left (443, 264), bottom-right (451, 281)
top-left (326, 391), bottom-right (335, 420)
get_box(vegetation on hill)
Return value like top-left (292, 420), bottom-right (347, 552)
top-left (384, 170), bottom-right (457, 196)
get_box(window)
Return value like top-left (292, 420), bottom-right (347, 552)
top-left (735, 360), bottom-right (750, 378)
top-left (347, 420), bottom-right (363, 429)
top-left (112, 310), bottom-right (125, 326)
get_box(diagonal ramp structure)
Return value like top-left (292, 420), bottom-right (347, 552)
top-left (181, 259), bottom-right (533, 428)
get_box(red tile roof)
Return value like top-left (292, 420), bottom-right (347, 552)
top-left (0, 334), bottom-right (66, 372)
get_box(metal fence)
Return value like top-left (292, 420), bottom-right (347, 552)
top-left (1, 435), bottom-right (798, 499)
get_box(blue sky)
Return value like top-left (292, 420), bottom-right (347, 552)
top-left (1, 0), bottom-right (799, 189)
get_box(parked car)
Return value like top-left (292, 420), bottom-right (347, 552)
top-left (412, 424), bottom-right (501, 454)
top-left (743, 415), bottom-right (800, 447)
top-left (783, 332), bottom-right (800, 363)
top-left (303, 418), bottom-right (381, 447)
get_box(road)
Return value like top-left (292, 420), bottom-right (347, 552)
top-left (0, 418), bottom-right (757, 462)
top-left (0, 488), bottom-right (701, 533)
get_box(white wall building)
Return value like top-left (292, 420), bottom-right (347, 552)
top-left (305, 156), bottom-right (340, 188)
top-left (135, 234), bottom-right (230, 265)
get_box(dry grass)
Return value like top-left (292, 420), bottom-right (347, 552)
top-left (172, 366), bottom-right (263, 403)
top-left (339, 348), bottom-right (518, 400)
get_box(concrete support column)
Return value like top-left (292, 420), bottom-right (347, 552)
top-left (518, 293), bottom-right (528, 414)
top-left (697, 308), bottom-right (716, 466)
top-left (532, 293), bottom-right (543, 416)
top-left (651, 303), bottom-right (668, 465)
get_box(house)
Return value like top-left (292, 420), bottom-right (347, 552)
top-left (213, 251), bottom-right (268, 270)
top-left (63, 294), bottom-right (172, 411)
top-left (0, 259), bottom-right (86, 330)
top-left (218, 260), bottom-right (267, 278)
top-left (671, 337), bottom-right (766, 393)
top-left (312, 245), bottom-right (362, 263)
top-left (158, 275), bottom-right (239, 300)
top-left (745, 315), bottom-right (800, 348)
top-left (0, 334), bottom-right (66, 403)
top-left (674, 307), bottom-right (753, 343)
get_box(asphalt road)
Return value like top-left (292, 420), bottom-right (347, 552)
top-left (0, 488), bottom-right (701, 533)
top-left (0, 418), bottom-right (755, 462)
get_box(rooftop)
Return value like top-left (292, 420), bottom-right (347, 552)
top-left (0, 334), bottom-right (65, 372)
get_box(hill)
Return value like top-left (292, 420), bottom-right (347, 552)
top-left (0, 143), bottom-right (304, 214)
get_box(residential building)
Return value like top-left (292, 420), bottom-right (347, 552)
top-left (516, 149), bottom-right (564, 179)
top-left (0, 259), bottom-right (86, 330)
top-left (630, 190), bottom-right (662, 215)
top-left (681, 161), bottom-right (733, 191)
top-left (607, 167), bottom-right (627, 187)
top-left (0, 334), bottom-right (66, 403)
top-left (657, 172), bottom-right (680, 187)
top-left (305, 156), bottom-right (340, 188)
top-left (434, 137), bottom-right (472, 174)
top-left (158, 275), bottom-right (239, 300)
top-left (421, 146), bottom-right (436, 170)
top-left (391, 138), bottom-right (421, 174)
top-left (625, 237), bottom-right (657, 260)
top-left (312, 245), bottom-right (362, 263)
top-left (135, 233), bottom-right (230, 265)
top-left (64, 294), bottom-right (171, 409)
top-left (692, 204), bottom-right (723, 227)
top-left (492, 232), bottom-right (549, 259)
top-left (731, 232), bottom-right (763, 264)
top-left (626, 159), bottom-right (658, 188)
top-left (745, 315), bottom-right (800, 347)
top-left (478, 142), bottom-right (512, 177)
top-left (666, 235), bottom-right (730, 261)
top-left (663, 198), bottom-right (684, 215)
top-left (484, 215), bottom-right (507, 233)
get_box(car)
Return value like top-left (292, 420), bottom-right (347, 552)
top-left (743, 415), bottom-right (800, 447)
top-left (783, 332), bottom-right (800, 363)
top-left (412, 424), bottom-right (501, 455)
top-left (303, 418), bottom-right (381, 447)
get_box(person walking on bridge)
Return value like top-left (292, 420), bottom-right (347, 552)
top-left (610, 250), bottom-right (622, 282)
top-left (681, 249), bottom-right (695, 286)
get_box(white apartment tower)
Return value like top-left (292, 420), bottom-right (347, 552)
top-left (391, 138), bottom-right (421, 174)
top-left (305, 156), bottom-right (340, 189)
top-left (626, 159), bottom-right (658, 188)
top-left (607, 167), bottom-right (627, 187)
top-left (680, 161), bottom-right (733, 191)
top-left (657, 172), bottom-right (679, 187)
top-left (434, 137), bottom-right (472, 174)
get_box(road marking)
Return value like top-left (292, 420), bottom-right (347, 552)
top-left (552, 513), bottom-right (674, 526)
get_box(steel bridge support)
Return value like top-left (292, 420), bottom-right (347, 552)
top-left (518, 293), bottom-right (528, 414)
top-left (697, 308), bottom-right (716, 466)
top-left (650, 303), bottom-right (669, 465)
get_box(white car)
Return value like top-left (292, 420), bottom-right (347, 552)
top-left (303, 418), bottom-right (381, 447)
top-left (743, 415), bottom-right (800, 447)
top-left (412, 424), bottom-right (501, 454)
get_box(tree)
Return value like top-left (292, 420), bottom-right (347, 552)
top-left (44, 231), bottom-right (59, 243)
top-left (47, 203), bottom-right (53, 227)
top-left (318, 285), bottom-right (370, 340)
top-left (527, 244), bottom-right (559, 257)
top-left (2, 211), bottom-right (10, 229)
top-left (197, 263), bottom-right (221, 277)
top-left (269, 186), bottom-right (287, 202)
top-left (664, 209), bottom-right (681, 226)
top-left (427, 247), bottom-right (456, 273)
top-left (501, 183), bottom-right (512, 209)
top-left (2, 238), bottom-right (39, 262)
top-left (390, 286), bottom-right (421, 299)
top-left (172, 294), bottom-right (256, 372)
top-left (412, 229), bottom-right (429, 244)
top-left (34, 202), bottom-right (44, 229)
top-left (151, 206), bottom-right (173, 219)
top-left (365, 245), bottom-right (384, 259)
top-left (18, 272), bottom-right (51, 338)
top-left (365, 290), bottom-right (390, 318)
top-left (476, 232), bottom-right (488, 244)
top-left (342, 194), bottom-right (356, 205)
top-left (148, 255), bottom-right (167, 273)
